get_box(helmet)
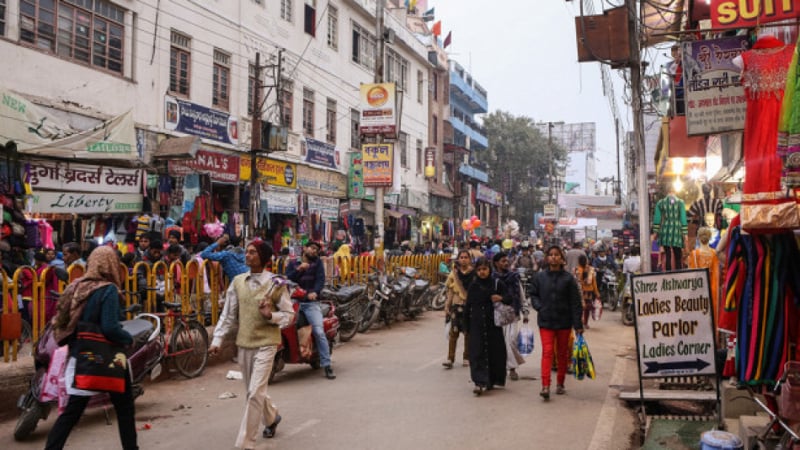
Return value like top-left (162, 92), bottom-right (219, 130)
top-left (502, 239), bottom-right (513, 250)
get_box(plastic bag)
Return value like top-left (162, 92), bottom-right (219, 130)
top-left (444, 319), bottom-right (451, 340)
top-left (517, 324), bottom-right (535, 356)
top-left (592, 298), bottom-right (603, 321)
top-left (571, 334), bottom-right (596, 380)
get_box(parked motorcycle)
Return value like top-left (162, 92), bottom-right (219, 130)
top-left (14, 305), bottom-right (163, 441)
top-left (358, 271), bottom-right (386, 333)
top-left (599, 267), bottom-right (619, 309)
top-left (269, 283), bottom-right (340, 383)
top-left (619, 273), bottom-right (636, 326)
top-left (397, 267), bottom-right (430, 320)
top-left (320, 283), bottom-right (367, 342)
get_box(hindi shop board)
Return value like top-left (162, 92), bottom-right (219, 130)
top-left (631, 269), bottom-right (717, 378)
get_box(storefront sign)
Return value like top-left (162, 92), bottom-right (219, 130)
top-left (711, 0), bottom-right (800, 29)
top-left (631, 270), bottom-right (717, 378)
top-left (682, 37), bottom-right (749, 135)
top-left (297, 165), bottom-right (346, 197)
top-left (543, 203), bottom-right (557, 217)
top-left (28, 192), bottom-right (143, 214)
top-left (27, 160), bottom-right (142, 194)
top-left (424, 147), bottom-right (436, 178)
top-left (307, 195), bottom-right (339, 221)
top-left (239, 157), bottom-right (297, 188)
top-left (362, 144), bottom-right (393, 187)
top-left (169, 149), bottom-right (240, 183)
top-left (165, 96), bottom-right (238, 146)
top-left (348, 152), bottom-right (366, 198)
top-left (266, 189), bottom-right (298, 214)
top-left (350, 199), bottom-right (362, 211)
top-left (359, 83), bottom-right (397, 138)
top-left (304, 138), bottom-right (340, 170)
top-left (476, 183), bottom-right (502, 206)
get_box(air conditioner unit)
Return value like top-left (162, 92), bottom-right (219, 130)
top-left (384, 28), bottom-right (396, 44)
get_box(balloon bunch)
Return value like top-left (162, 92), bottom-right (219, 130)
top-left (461, 216), bottom-right (482, 238)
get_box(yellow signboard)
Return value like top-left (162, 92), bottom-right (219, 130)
top-left (362, 143), bottom-right (393, 186)
top-left (239, 157), bottom-right (297, 188)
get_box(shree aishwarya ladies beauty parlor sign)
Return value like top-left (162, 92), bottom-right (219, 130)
top-left (631, 269), bottom-right (717, 378)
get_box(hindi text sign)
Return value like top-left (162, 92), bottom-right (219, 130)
top-left (362, 143), bottom-right (393, 187)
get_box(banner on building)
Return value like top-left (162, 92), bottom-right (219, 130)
top-left (297, 165), bottom-right (347, 198)
top-left (165, 96), bottom-right (238, 146)
top-left (307, 195), bottom-right (339, 221)
top-left (304, 138), bottom-right (340, 170)
top-left (169, 149), bottom-right (240, 182)
top-left (359, 83), bottom-right (397, 138)
top-left (711, 0), bottom-right (800, 29)
top-left (28, 192), bottom-right (143, 214)
top-left (476, 183), bottom-right (502, 206)
top-left (27, 160), bottom-right (142, 194)
top-left (266, 189), bottom-right (298, 214)
top-left (362, 143), bottom-right (394, 187)
top-left (239, 157), bottom-right (297, 188)
top-left (682, 37), bottom-right (749, 135)
top-left (348, 152), bottom-right (366, 198)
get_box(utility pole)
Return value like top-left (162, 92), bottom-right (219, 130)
top-left (374, 0), bottom-right (386, 256)
top-left (615, 117), bottom-right (622, 205)
top-left (249, 52), bottom-right (262, 239)
top-left (627, 0), bottom-right (651, 272)
top-left (547, 122), bottom-right (554, 204)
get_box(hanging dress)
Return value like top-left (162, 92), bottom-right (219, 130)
top-left (778, 35), bottom-right (800, 187)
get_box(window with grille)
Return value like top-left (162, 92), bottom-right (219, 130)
top-left (304, 0), bottom-right (315, 36)
top-left (350, 108), bottom-right (360, 150)
top-left (302, 88), bottom-right (314, 137)
top-left (385, 48), bottom-right (408, 92)
top-left (417, 70), bottom-right (423, 103)
top-left (213, 49), bottom-right (230, 110)
top-left (169, 31), bottom-right (191, 96)
top-left (326, 5), bottom-right (337, 50)
top-left (399, 132), bottom-right (408, 169)
top-left (20, 0), bottom-right (125, 74)
top-left (326, 98), bottom-right (336, 144)
top-left (280, 0), bottom-right (292, 22)
top-left (247, 63), bottom-right (256, 115)
top-left (416, 139), bottom-right (423, 173)
top-left (281, 82), bottom-right (293, 129)
top-left (351, 22), bottom-right (375, 70)
top-left (0, 0), bottom-right (6, 36)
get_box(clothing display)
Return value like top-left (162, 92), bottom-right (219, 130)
top-left (778, 33), bottom-right (800, 188)
top-left (653, 194), bottom-right (687, 271)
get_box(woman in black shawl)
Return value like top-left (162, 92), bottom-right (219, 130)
top-left (463, 257), bottom-right (511, 395)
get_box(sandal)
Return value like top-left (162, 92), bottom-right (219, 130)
top-left (540, 386), bottom-right (550, 400)
top-left (556, 385), bottom-right (566, 395)
top-left (473, 385), bottom-right (485, 396)
top-left (442, 361), bottom-right (453, 369)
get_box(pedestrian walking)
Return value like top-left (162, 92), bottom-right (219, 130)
top-left (443, 250), bottom-right (474, 369)
top-left (463, 257), bottom-right (510, 395)
top-left (46, 246), bottom-right (137, 450)
top-left (574, 254), bottom-right (600, 329)
top-left (492, 251), bottom-right (529, 381)
top-left (208, 240), bottom-right (295, 449)
top-left (530, 245), bottom-right (583, 400)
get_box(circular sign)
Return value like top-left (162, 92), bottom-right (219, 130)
top-left (366, 86), bottom-right (389, 107)
top-left (283, 164), bottom-right (295, 185)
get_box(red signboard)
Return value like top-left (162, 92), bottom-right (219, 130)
top-left (711, 0), bottom-right (800, 29)
top-left (169, 149), bottom-right (240, 182)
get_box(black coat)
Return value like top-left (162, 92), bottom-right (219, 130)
top-left (464, 276), bottom-right (510, 388)
top-left (530, 267), bottom-right (583, 331)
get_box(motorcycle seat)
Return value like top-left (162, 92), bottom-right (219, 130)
top-left (121, 319), bottom-right (154, 342)
top-left (329, 285), bottom-right (365, 302)
top-left (413, 280), bottom-right (429, 291)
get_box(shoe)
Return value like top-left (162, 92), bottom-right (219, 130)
top-left (462, 360), bottom-right (469, 367)
top-left (540, 386), bottom-right (550, 400)
top-left (473, 385), bottom-right (485, 396)
top-left (442, 361), bottom-right (454, 369)
top-left (509, 369), bottom-right (519, 381)
top-left (262, 414), bottom-right (281, 438)
top-left (556, 385), bottom-right (566, 395)
top-left (324, 366), bottom-right (336, 380)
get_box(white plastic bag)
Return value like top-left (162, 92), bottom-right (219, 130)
top-left (444, 320), bottom-right (451, 341)
top-left (517, 324), bottom-right (535, 356)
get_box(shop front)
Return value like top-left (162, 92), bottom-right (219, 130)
top-left (476, 183), bottom-right (502, 238)
top-left (296, 164), bottom-right (346, 245)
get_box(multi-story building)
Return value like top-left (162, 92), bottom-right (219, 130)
top-left (0, 0), bottom-right (432, 250)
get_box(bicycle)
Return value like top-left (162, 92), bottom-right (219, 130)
top-left (126, 289), bottom-right (209, 378)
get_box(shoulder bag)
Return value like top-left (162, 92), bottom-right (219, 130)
top-left (72, 295), bottom-right (128, 393)
top-left (492, 279), bottom-right (516, 327)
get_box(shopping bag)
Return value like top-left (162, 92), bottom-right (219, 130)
top-left (72, 321), bottom-right (127, 393)
top-left (571, 334), bottom-right (596, 380)
top-left (41, 345), bottom-right (68, 402)
top-left (592, 298), bottom-right (603, 321)
top-left (517, 324), bottom-right (535, 356)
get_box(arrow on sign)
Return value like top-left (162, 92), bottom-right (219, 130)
top-left (644, 359), bottom-right (710, 374)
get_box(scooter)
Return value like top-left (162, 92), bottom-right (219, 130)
top-left (619, 273), bottom-right (636, 326)
top-left (320, 283), bottom-right (367, 342)
top-left (14, 304), bottom-right (162, 441)
top-left (269, 284), bottom-right (340, 383)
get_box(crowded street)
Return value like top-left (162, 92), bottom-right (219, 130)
top-left (0, 309), bottom-right (637, 450)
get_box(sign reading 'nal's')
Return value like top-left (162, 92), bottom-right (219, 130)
top-left (631, 269), bottom-right (717, 378)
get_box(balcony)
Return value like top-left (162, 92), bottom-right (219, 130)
top-left (449, 115), bottom-right (488, 150)
top-left (449, 72), bottom-right (488, 114)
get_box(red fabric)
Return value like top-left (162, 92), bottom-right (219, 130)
top-left (740, 38), bottom-right (795, 195)
top-left (539, 328), bottom-right (572, 387)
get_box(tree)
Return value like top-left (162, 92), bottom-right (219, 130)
top-left (477, 110), bottom-right (568, 229)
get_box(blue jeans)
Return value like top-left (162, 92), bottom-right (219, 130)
top-left (299, 301), bottom-right (331, 368)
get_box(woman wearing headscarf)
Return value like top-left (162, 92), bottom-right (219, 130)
top-left (332, 244), bottom-right (351, 284)
top-left (47, 246), bottom-right (137, 450)
top-left (463, 257), bottom-right (510, 395)
top-left (442, 250), bottom-right (474, 369)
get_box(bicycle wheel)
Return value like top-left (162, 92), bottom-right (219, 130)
top-left (170, 320), bottom-right (209, 378)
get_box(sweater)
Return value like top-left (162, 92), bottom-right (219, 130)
top-left (233, 275), bottom-right (284, 348)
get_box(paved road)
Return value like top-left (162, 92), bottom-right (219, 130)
top-left (0, 309), bottom-right (639, 449)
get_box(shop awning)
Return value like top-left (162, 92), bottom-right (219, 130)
top-left (152, 135), bottom-right (200, 160)
top-left (428, 182), bottom-right (453, 199)
top-left (668, 116), bottom-right (707, 158)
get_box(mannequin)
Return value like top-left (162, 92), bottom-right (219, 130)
top-left (689, 183), bottom-right (723, 228)
top-left (653, 185), bottom-right (688, 271)
top-left (703, 212), bottom-right (720, 249)
top-left (688, 227), bottom-right (720, 327)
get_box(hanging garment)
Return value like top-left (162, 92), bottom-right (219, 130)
top-left (652, 195), bottom-right (687, 248)
top-left (688, 246), bottom-right (720, 322)
top-left (740, 36), bottom-right (795, 195)
top-left (778, 34), bottom-right (800, 187)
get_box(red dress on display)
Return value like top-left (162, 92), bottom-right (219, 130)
top-left (740, 36), bottom-right (795, 195)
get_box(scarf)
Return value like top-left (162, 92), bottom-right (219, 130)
top-left (446, 267), bottom-right (472, 303)
top-left (52, 246), bottom-right (122, 345)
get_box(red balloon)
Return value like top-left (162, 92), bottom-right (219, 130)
top-left (473, 219), bottom-right (482, 228)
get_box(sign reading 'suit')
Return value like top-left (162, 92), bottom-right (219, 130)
top-left (631, 269), bottom-right (717, 378)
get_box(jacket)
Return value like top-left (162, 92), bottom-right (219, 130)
top-left (530, 268), bottom-right (582, 330)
